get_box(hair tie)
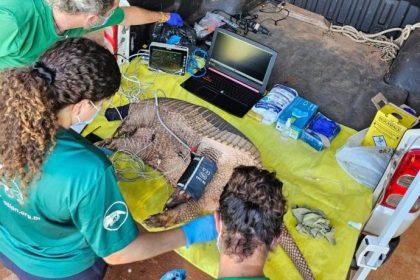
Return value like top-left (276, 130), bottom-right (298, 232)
top-left (32, 62), bottom-right (55, 85)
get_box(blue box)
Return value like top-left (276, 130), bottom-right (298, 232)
top-left (301, 113), bottom-right (341, 151)
top-left (276, 97), bottom-right (318, 139)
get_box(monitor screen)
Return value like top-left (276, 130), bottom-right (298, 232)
top-left (150, 48), bottom-right (186, 74)
top-left (209, 32), bottom-right (274, 85)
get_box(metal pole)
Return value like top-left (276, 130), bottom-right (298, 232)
top-left (352, 172), bottom-right (420, 280)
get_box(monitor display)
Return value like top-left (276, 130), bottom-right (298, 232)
top-left (209, 32), bottom-right (274, 85)
top-left (150, 48), bottom-right (186, 75)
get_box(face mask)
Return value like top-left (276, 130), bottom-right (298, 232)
top-left (71, 101), bottom-right (102, 134)
top-left (89, 9), bottom-right (115, 29)
top-left (216, 224), bottom-right (223, 253)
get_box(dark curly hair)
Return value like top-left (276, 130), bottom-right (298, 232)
top-left (0, 38), bottom-right (121, 191)
top-left (219, 166), bottom-right (286, 262)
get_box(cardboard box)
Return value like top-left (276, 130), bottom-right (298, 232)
top-left (362, 93), bottom-right (418, 148)
top-left (276, 97), bottom-right (318, 139)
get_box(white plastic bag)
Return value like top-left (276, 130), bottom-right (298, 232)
top-left (336, 129), bottom-right (394, 189)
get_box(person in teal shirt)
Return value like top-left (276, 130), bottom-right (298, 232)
top-left (214, 166), bottom-right (287, 280)
top-left (0, 38), bottom-right (216, 279)
top-left (0, 0), bottom-right (183, 70)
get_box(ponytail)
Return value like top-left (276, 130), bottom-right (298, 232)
top-left (0, 38), bottom-right (121, 191)
top-left (0, 69), bottom-right (57, 189)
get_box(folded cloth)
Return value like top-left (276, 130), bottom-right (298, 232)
top-left (292, 206), bottom-right (336, 245)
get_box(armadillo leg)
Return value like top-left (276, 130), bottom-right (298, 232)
top-left (144, 201), bottom-right (202, 228)
top-left (279, 224), bottom-right (315, 280)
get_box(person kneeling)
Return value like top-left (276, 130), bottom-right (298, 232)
top-left (215, 166), bottom-right (286, 280)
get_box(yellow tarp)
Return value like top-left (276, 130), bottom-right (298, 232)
top-left (84, 61), bottom-right (372, 280)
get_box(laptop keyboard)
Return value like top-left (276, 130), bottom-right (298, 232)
top-left (196, 70), bottom-right (259, 105)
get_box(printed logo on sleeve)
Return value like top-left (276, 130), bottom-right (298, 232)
top-left (103, 201), bottom-right (129, 231)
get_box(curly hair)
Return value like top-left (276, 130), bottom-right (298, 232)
top-left (0, 38), bottom-right (121, 192)
top-left (45, 0), bottom-right (115, 16)
top-left (219, 166), bottom-right (286, 262)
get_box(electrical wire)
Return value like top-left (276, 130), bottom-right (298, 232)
top-left (258, 1), bottom-right (289, 25)
top-left (153, 89), bottom-right (191, 152)
top-left (103, 63), bottom-right (193, 182)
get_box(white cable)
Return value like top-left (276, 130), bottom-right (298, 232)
top-left (152, 89), bottom-right (191, 151)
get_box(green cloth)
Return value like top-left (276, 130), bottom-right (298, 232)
top-left (292, 206), bottom-right (336, 245)
top-left (0, 0), bottom-right (125, 70)
top-left (0, 129), bottom-right (138, 278)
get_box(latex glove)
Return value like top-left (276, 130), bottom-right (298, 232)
top-left (181, 214), bottom-right (217, 247)
top-left (166, 12), bottom-right (183, 27)
top-left (160, 269), bottom-right (187, 280)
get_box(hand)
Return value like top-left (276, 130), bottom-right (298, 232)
top-left (181, 214), bottom-right (217, 247)
top-left (166, 12), bottom-right (183, 27)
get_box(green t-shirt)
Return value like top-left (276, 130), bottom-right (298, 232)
top-left (0, 0), bottom-right (125, 70)
top-left (0, 129), bottom-right (138, 278)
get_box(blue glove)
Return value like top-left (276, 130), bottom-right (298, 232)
top-left (181, 214), bottom-right (217, 247)
top-left (166, 12), bottom-right (183, 27)
top-left (160, 269), bottom-right (186, 280)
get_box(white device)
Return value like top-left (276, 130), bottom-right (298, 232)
top-left (148, 42), bottom-right (189, 75)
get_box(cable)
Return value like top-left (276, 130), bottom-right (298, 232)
top-left (258, 1), bottom-right (289, 26)
top-left (152, 89), bottom-right (191, 152)
top-left (212, 10), bottom-right (269, 35)
top-left (259, 0), bottom-right (286, 13)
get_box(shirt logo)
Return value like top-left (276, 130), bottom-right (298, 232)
top-left (0, 178), bottom-right (24, 204)
top-left (103, 201), bottom-right (129, 231)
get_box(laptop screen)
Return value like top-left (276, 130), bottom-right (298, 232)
top-left (209, 31), bottom-right (275, 86)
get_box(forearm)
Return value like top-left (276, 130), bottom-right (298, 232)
top-left (104, 228), bottom-right (186, 265)
top-left (121, 6), bottom-right (168, 26)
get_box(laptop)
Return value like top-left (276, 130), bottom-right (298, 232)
top-left (181, 28), bottom-right (277, 117)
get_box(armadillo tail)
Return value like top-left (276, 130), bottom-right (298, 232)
top-left (279, 224), bottom-right (315, 280)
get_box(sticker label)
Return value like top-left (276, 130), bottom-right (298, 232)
top-left (373, 135), bottom-right (387, 147)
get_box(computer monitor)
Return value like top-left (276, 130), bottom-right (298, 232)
top-left (208, 28), bottom-right (277, 93)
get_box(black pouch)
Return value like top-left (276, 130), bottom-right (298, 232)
top-left (176, 154), bottom-right (217, 200)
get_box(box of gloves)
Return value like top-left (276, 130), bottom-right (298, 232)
top-left (276, 96), bottom-right (318, 139)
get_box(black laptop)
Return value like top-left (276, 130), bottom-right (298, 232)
top-left (181, 28), bottom-right (277, 117)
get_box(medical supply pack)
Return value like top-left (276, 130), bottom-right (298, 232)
top-left (276, 96), bottom-right (318, 139)
top-left (301, 113), bottom-right (341, 151)
top-left (362, 93), bottom-right (419, 148)
top-left (251, 84), bottom-right (298, 125)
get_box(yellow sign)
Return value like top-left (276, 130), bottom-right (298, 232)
top-left (363, 103), bottom-right (418, 148)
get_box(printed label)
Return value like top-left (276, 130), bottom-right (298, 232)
top-left (103, 201), bottom-right (129, 231)
top-left (373, 135), bottom-right (387, 147)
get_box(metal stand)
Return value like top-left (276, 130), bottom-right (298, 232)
top-left (352, 173), bottom-right (420, 280)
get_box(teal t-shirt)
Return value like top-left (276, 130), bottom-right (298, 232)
top-left (0, 0), bottom-right (125, 70)
top-left (0, 129), bottom-right (138, 278)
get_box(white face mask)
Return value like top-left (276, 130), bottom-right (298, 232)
top-left (88, 9), bottom-right (115, 29)
top-left (216, 224), bottom-right (223, 253)
top-left (71, 101), bottom-right (102, 134)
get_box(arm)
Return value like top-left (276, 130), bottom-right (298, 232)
top-left (104, 228), bottom-right (185, 265)
top-left (120, 6), bottom-right (168, 26)
top-left (103, 214), bottom-right (217, 265)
